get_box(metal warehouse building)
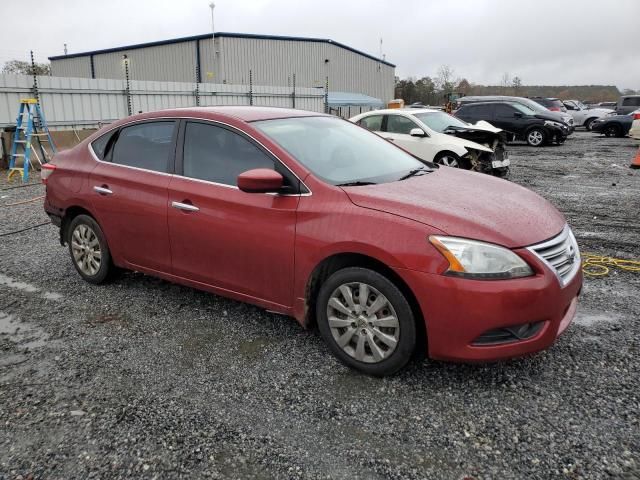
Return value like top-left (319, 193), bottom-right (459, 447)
top-left (49, 32), bottom-right (395, 103)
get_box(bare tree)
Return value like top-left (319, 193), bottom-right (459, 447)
top-left (500, 72), bottom-right (511, 94)
top-left (512, 76), bottom-right (522, 95)
top-left (436, 65), bottom-right (456, 96)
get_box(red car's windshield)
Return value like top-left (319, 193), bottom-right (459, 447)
top-left (253, 116), bottom-right (429, 186)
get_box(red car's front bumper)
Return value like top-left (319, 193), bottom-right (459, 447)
top-left (394, 257), bottom-right (582, 362)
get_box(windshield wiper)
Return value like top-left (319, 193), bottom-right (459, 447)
top-left (336, 181), bottom-right (377, 187)
top-left (398, 167), bottom-right (429, 181)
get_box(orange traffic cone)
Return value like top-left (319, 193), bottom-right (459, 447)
top-left (631, 147), bottom-right (640, 169)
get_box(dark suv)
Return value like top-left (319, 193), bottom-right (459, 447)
top-left (455, 101), bottom-right (569, 146)
top-left (456, 95), bottom-right (574, 132)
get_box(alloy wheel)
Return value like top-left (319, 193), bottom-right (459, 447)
top-left (436, 155), bottom-right (460, 168)
top-left (326, 282), bottom-right (400, 363)
top-left (71, 224), bottom-right (102, 276)
top-left (527, 130), bottom-right (544, 146)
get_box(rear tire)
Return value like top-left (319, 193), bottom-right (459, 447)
top-left (604, 124), bottom-right (622, 137)
top-left (67, 214), bottom-right (114, 285)
top-left (316, 267), bottom-right (417, 376)
top-left (526, 128), bottom-right (546, 147)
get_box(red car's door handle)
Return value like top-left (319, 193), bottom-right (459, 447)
top-left (171, 201), bottom-right (200, 212)
top-left (93, 185), bottom-right (113, 195)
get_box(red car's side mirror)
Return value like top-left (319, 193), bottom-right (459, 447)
top-left (237, 168), bottom-right (284, 193)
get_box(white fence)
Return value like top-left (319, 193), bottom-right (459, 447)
top-left (0, 74), bottom-right (326, 130)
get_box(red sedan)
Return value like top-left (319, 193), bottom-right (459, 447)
top-left (42, 107), bottom-right (582, 376)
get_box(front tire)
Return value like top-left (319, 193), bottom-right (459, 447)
top-left (493, 166), bottom-right (510, 178)
top-left (584, 117), bottom-right (597, 130)
top-left (433, 152), bottom-right (469, 169)
top-left (316, 267), bottom-right (417, 376)
top-left (526, 128), bottom-right (546, 147)
top-left (68, 214), bottom-right (114, 284)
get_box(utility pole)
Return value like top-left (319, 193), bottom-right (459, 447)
top-left (209, 2), bottom-right (215, 33)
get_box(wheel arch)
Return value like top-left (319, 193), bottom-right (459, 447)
top-left (584, 116), bottom-right (598, 127)
top-left (525, 124), bottom-right (546, 135)
top-left (60, 205), bottom-right (97, 246)
top-left (304, 252), bottom-right (427, 356)
top-left (435, 148), bottom-right (465, 160)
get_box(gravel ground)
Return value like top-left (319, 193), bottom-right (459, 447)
top-left (1, 130), bottom-right (639, 480)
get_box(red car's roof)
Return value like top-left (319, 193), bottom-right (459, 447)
top-left (135, 106), bottom-right (326, 123)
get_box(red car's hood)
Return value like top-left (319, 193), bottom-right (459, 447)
top-left (343, 167), bottom-right (565, 248)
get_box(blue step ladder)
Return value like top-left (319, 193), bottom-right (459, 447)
top-left (7, 98), bottom-right (57, 182)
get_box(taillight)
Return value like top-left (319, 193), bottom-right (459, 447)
top-left (41, 163), bottom-right (56, 184)
top-left (634, 113), bottom-right (640, 120)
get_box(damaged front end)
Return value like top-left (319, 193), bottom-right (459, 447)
top-left (447, 123), bottom-right (510, 178)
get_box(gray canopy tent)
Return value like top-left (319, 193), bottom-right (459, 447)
top-left (327, 92), bottom-right (385, 118)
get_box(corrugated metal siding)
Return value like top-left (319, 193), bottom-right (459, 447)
top-left (0, 74), bottom-right (325, 129)
top-left (93, 41), bottom-right (198, 83)
top-left (208, 37), bottom-right (394, 101)
top-left (51, 37), bottom-right (395, 102)
top-left (50, 57), bottom-right (92, 78)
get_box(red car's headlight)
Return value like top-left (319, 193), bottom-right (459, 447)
top-left (429, 236), bottom-right (534, 280)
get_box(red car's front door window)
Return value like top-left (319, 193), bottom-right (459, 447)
top-left (167, 121), bottom-right (299, 307)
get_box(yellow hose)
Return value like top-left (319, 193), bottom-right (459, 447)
top-left (582, 253), bottom-right (640, 277)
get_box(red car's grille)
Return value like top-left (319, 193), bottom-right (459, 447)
top-left (528, 225), bottom-right (581, 286)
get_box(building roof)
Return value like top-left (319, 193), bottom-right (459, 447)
top-left (48, 32), bottom-right (395, 67)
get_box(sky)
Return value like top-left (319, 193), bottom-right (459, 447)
top-left (0, 0), bottom-right (637, 90)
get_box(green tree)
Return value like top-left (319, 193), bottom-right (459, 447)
top-left (2, 59), bottom-right (51, 76)
top-left (414, 76), bottom-right (436, 105)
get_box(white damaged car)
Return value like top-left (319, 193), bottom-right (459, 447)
top-left (350, 108), bottom-right (510, 177)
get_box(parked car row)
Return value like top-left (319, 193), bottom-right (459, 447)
top-left (456, 95), bottom-right (574, 131)
top-left (42, 106), bottom-right (582, 376)
top-left (454, 100), bottom-right (570, 146)
top-left (451, 94), bottom-right (640, 142)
